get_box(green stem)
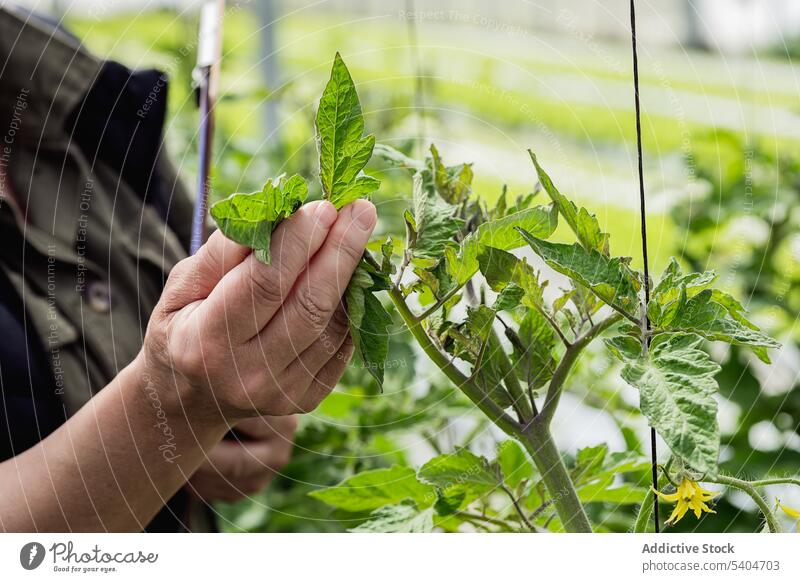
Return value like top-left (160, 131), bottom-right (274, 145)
top-left (488, 327), bottom-right (533, 421)
top-left (535, 303), bottom-right (571, 347)
top-left (500, 484), bottom-right (535, 531)
top-left (521, 424), bottom-right (592, 532)
top-left (747, 477), bottom-right (800, 488)
top-left (388, 286), bottom-right (520, 437)
top-left (388, 286), bottom-right (591, 532)
top-left (710, 475), bottom-right (782, 533)
top-left (455, 511), bottom-right (514, 531)
top-left (536, 312), bottom-right (622, 428)
top-left (416, 285), bottom-right (462, 321)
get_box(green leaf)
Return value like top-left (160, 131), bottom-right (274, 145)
top-left (210, 174), bottom-right (308, 264)
top-left (408, 171), bottom-right (463, 262)
top-left (493, 284), bottom-right (525, 312)
top-left (577, 480), bottom-right (648, 504)
top-left (517, 230), bottom-right (639, 314)
top-left (315, 53), bottom-right (379, 208)
top-left (572, 445), bottom-right (651, 489)
top-left (477, 246), bottom-right (546, 308)
top-left (345, 263), bottom-right (393, 389)
top-left (373, 143), bottom-right (424, 171)
top-left (448, 205), bottom-right (558, 285)
top-left (350, 502), bottom-right (434, 532)
top-left (529, 150), bottom-right (609, 255)
top-left (497, 440), bottom-right (534, 489)
top-left (418, 449), bottom-right (500, 509)
top-left (599, 451), bottom-right (652, 478)
top-left (475, 205), bottom-right (558, 251)
top-left (651, 258), bottom-right (716, 304)
top-left (617, 333), bottom-right (721, 474)
top-left (572, 444), bottom-right (608, 483)
top-left (379, 236), bottom-right (395, 274)
top-left (648, 260), bottom-right (777, 362)
top-left (309, 465), bottom-right (435, 512)
top-left (433, 489), bottom-right (466, 516)
top-left (334, 175), bottom-right (381, 208)
top-left (477, 246), bottom-right (520, 291)
top-left (440, 307), bottom-right (516, 409)
top-left (605, 335), bottom-right (643, 361)
top-left (430, 143), bottom-right (473, 204)
top-left (658, 289), bottom-right (780, 362)
top-left (511, 308), bottom-right (556, 390)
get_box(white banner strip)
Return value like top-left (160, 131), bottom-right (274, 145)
top-left (1, 533), bottom-right (798, 580)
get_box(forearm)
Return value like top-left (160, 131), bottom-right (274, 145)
top-left (0, 354), bottom-right (228, 532)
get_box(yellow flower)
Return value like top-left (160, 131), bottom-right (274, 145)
top-left (778, 500), bottom-right (800, 532)
top-left (653, 478), bottom-right (718, 524)
top-left (778, 501), bottom-right (800, 519)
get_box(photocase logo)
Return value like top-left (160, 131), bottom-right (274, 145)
top-left (19, 542), bottom-right (46, 570)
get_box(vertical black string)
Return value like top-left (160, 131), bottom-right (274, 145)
top-left (629, 0), bottom-right (660, 533)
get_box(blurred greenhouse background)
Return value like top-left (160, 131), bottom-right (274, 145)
top-left (5, 0), bottom-right (799, 532)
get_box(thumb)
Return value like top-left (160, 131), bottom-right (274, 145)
top-left (159, 229), bottom-right (251, 314)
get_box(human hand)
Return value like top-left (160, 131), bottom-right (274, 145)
top-left (188, 415), bottom-right (298, 502)
top-left (143, 199), bottom-right (376, 423)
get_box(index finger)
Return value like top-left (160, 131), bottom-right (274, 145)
top-left (252, 199), bottom-right (377, 366)
top-left (197, 200), bottom-right (338, 343)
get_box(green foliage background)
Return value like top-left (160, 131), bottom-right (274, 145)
top-left (68, 6), bottom-right (799, 533)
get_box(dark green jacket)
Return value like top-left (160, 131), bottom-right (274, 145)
top-left (0, 6), bottom-right (202, 531)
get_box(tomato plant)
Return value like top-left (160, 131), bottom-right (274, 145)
top-left (211, 54), bottom-right (799, 533)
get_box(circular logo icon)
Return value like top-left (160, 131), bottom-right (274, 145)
top-left (19, 542), bottom-right (46, 570)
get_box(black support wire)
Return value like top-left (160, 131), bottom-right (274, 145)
top-left (629, 0), bottom-right (661, 533)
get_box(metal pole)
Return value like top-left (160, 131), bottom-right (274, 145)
top-left (191, 0), bottom-right (225, 254)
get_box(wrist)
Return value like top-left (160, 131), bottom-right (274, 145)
top-left (127, 350), bottom-right (230, 437)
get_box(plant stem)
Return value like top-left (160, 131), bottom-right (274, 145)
top-left (455, 511), bottom-right (514, 531)
top-left (535, 304), bottom-right (571, 347)
top-left (415, 285), bottom-right (462, 321)
top-left (488, 328), bottom-right (533, 421)
top-left (500, 484), bottom-right (535, 531)
top-left (529, 498), bottom-right (554, 521)
top-left (710, 474), bottom-right (782, 533)
top-left (387, 286), bottom-right (520, 437)
top-left (747, 477), bottom-right (800, 488)
top-left (389, 285), bottom-right (591, 532)
top-left (521, 425), bottom-right (592, 532)
top-left (536, 312), bottom-right (622, 428)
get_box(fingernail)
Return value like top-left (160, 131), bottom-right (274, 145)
top-left (314, 200), bottom-right (337, 228)
top-left (350, 199), bottom-right (377, 231)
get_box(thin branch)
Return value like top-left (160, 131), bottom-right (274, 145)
top-left (490, 327), bottom-right (534, 422)
top-left (529, 498), bottom-right (555, 522)
top-left (497, 314), bottom-right (541, 416)
top-left (535, 304), bottom-right (572, 347)
top-left (500, 484), bottom-right (535, 532)
top-left (710, 474), bottom-right (782, 533)
top-left (528, 381), bottom-right (539, 417)
top-left (747, 477), bottom-right (800, 488)
top-left (422, 430), bottom-right (443, 455)
top-left (387, 286), bottom-right (521, 437)
top-left (394, 249), bottom-right (411, 288)
top-left (455, 511), bottom-right (513, 531)
top-left (534, 312), bottom-right (623, 429)
top-left (607, 301), bottom-right (640, 325)
top-left (415, 285), bottom-right (462, 321)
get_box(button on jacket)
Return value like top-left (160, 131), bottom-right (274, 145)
top-left (0, 7), bottom-right (202, 531)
